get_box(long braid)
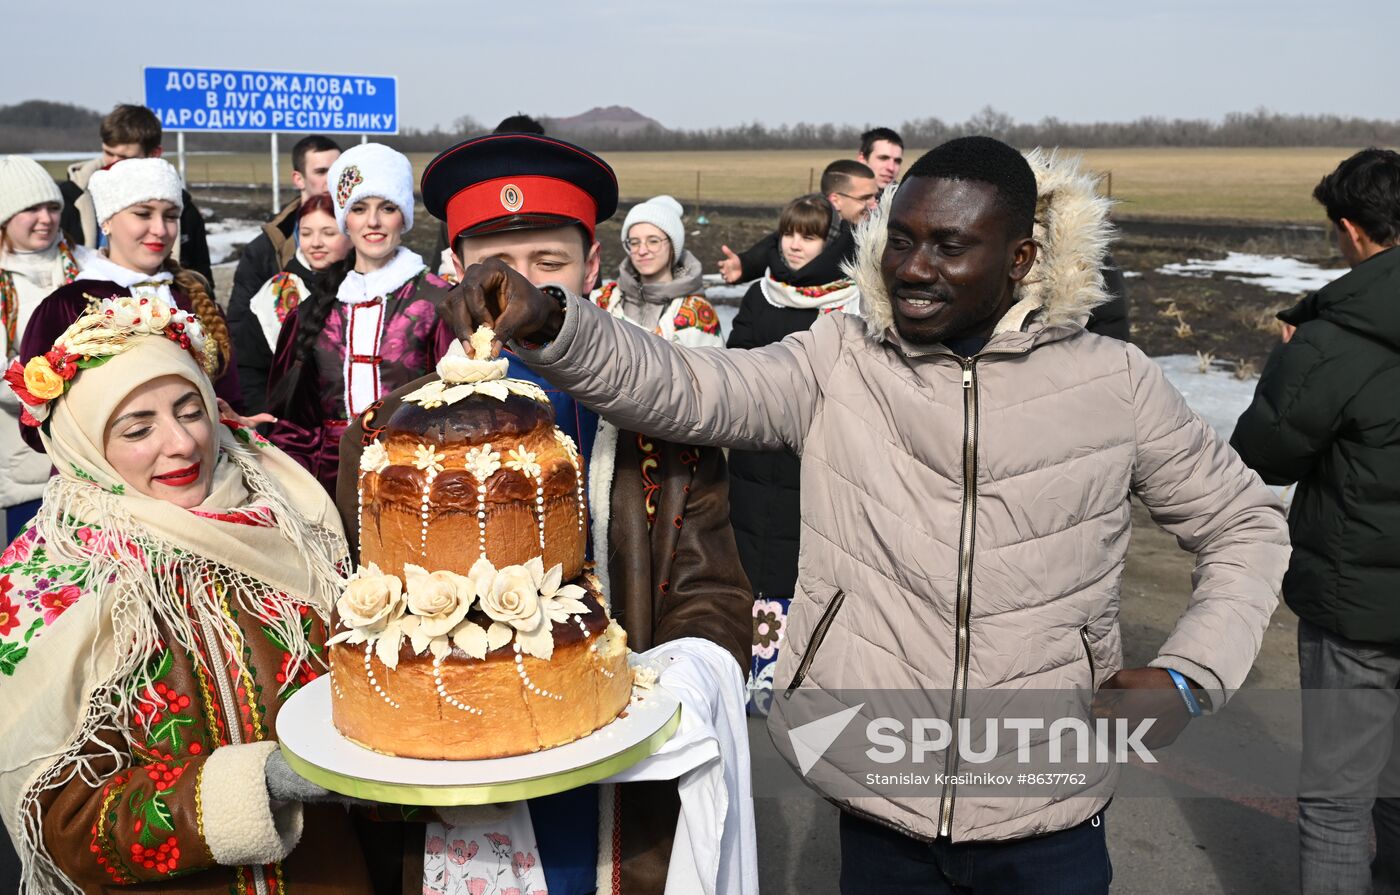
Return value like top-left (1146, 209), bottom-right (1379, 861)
top-left (268, 248), bottom-right (354, 417)
top-left (161, 258), bottom-right (231, 377)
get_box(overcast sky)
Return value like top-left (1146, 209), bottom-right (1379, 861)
top-left (6, 0), bottom-right (1392, 132)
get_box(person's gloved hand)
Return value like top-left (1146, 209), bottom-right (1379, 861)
top-left (264, 748), bottom-right (376, 807)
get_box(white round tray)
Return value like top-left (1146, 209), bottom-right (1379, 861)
top-left (276, 674), bottom-right (680, 805)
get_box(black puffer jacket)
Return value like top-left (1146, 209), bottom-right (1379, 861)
top-left (726, 223), bottom-right (854, 599)
top-left (1232, 246), bottom-right (1400, 643)
top-left (231, 252), bottom-right (320, 415)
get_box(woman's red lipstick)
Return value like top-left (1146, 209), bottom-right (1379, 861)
top-left (154, 462), bottom-right (200, 487)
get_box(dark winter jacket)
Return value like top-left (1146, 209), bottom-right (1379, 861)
top-left (58, 157), bottom-right (214, 289)
top-left (232, 252), bottom-right (318, 415)
top-left (727, 225), bottom-right (854, 599)
top-left (1087, 254), bottom-right (1131, 341)
top-left (1232, 245), bottom-right (1400, 643)
top-left (229, 197), bottom-right (301, 335)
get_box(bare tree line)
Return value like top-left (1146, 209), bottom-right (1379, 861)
top-left (4, 100), bottom-right (1399, 154)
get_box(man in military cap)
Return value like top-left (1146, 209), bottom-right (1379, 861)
top-left (336, 133), bottom-right (753, 894)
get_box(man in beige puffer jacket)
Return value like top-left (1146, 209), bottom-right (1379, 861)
top-left (441, 137), bottom-right (1290, 893)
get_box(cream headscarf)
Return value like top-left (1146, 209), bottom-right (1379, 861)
top-left (1, 334), bottom-right (348, 895)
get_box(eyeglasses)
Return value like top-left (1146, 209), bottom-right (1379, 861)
top-left (837, 191), bottom-right (879, 205)
top-left (625, 235), bottom-right (670, 254)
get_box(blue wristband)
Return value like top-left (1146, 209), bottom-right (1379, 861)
top-left (1166, 669), bottom-right (1203, 717)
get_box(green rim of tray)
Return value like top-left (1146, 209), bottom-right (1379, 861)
top-left (280, 704), bottom-right (681, 806)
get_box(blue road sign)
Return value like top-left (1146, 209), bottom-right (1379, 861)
top-left (143, 67), bottom-right (398, 134)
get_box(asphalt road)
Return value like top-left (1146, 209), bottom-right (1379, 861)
top-left (753, 500), bottom-right (1303, 893)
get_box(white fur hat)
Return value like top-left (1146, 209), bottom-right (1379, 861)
top-left (328, 143), bottom-right (415, 234)
top-left (88, 158), bottom-right (184, 227)
top-left (622, 194), bottom-right (684, 262)
top-left (0, 156), bottom-right (63, 227)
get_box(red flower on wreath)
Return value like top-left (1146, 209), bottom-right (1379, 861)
top-left (38, 584), bottom-right (81, 624)
top-left (2, 361), bottom-right (40, 407)
top-left (0, 577), bottom-right (20, 637)
top-left (43, 348), bottom-right (81, 380)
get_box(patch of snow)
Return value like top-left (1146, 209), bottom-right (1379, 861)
top-left (1122, 271), bottom-right (1142, 278)
top-left (1154, 354), bottom-right (1293, 507)
top-left (716, 303), bottom-right (739, 337)
top-left (1156, 252), bottom-right (1346, 296)
top-left (702, 273), bottom-right (749, 304)
top-left (204, 218), bottom-right (262, 265)
top-left (17, 152), bottom-right (89, 162)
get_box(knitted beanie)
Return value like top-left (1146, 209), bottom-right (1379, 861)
top-left (622, 195), bottom-right (684, 261)
top-left (328, 143), bottom-right (415, 234)
top-left (0, 156), bottom-right (64, 227)
top-left (88, 158), bottom-right (184, 226)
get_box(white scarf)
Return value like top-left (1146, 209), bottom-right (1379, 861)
top-left (336, 247), bottom-right (425, 305)
top-left (74, 245), bottom-right (175, 306)
top-left (0, 244), bottom-right (61, 290)
top-left (758, 268), bottom-right (860, 313)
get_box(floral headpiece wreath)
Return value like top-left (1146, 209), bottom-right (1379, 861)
top-left (3, 294), bottom-right (212, 429)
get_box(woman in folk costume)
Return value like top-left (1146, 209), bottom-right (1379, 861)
top-left (233, 192), bottom-right (350, 416)
top-left (17, 158), bottom-right (239, 425)
top-left (725, 193), bottom-right (859, 713)
top-left (0, 157), bottom-right (86, 543)
top-left (591, 195), bottom-right (724, 348)
top-left (267, 143), bottom-right (453, 492)
top-left (0, 297), bottom-right (379, 893)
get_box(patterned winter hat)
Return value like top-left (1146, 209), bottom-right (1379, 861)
top-left (328, 143), bottom-right (415, 234)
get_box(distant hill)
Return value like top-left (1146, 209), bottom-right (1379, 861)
top-left (0, 100), bottom-right (103, 153)
top-left (544, 106), bottom-right (666, 137)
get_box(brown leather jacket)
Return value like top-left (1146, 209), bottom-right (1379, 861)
top-left (335, 374), bottom-right (753, 893)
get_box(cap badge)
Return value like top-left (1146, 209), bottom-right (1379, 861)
top-left (336, 166), bottom-right (363, 208)
top-left (500, 183), bottom-right (524, 213)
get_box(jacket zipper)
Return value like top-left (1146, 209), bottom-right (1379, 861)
top-left (783, 590), bottom-right (847, 697)
top-left (195, 590), bottom-right (270, 895)
top-left (1080, 626), bottom-right (1096, 690)
top-left (938, 361), bottom-right (980, 838)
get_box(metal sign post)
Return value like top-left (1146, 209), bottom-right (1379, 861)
top-left (270, 133), bottom-right (280, 214)
top-left (176, 132), bottom-right (186, 181)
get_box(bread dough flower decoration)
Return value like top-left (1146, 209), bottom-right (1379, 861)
top-left (4, 294), bottom-right (211, 428)
top-left (360, 440), bottom-right (390, 473)
top-left (402, 325), bottom-right (547, 408)
top-left (330, 557), bottom-right (589, 666)
top-left (442, 557), bottom-right (586, 662)
top-left (464, 443), bottom-right (501, 480)
top-left (326, 563), bottom-right (410, 668)
top-left (413, 444), bottom-right (446, 476)
top-left (401, 564), bottom-right (475, 660)
top-left (504, 445), bottom-right (541, 480)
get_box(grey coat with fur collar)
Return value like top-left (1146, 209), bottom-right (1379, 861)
top-left (515, 151), bottom-right (1288, 842)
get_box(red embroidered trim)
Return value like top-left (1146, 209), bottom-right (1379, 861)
top-left (611, 784), bottom-right (624, 895)
top-left (765, 275), bottom-right (855, 298)
top-left (636, 433), bottom-right (661, 529)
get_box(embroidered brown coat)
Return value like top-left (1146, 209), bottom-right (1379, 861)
top-left (335, 372), bottom-right (753, 893)
top-left (21, 537), bottom-right (376, 894)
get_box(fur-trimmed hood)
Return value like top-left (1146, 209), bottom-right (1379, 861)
top-left (845, 148), bottom-right (1115, 341)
